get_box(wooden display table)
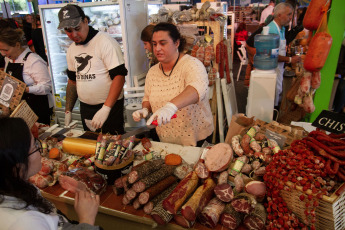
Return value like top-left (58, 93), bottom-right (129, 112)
top-left (42, 184), bottom-right (224, 230)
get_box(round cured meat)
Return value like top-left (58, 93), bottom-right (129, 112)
top-left (205, 143), bottom-right (233, 172)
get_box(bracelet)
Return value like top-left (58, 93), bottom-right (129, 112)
top-left (289, 57), bottom-right (292, 63)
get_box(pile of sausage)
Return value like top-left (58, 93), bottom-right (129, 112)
top-left (29, 157), bottom-right (68, 189)
top-left (263, 130), bottom-right (345, 229)
top-left (112, 142), bottom-right (270, 229)
top-left (191, 42), bottom-right (217, 86)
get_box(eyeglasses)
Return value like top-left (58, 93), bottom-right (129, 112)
top-left (28, 138), bottom-right (42, 156)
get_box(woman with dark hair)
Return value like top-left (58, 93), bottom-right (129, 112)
top-left (141, 24), bottom-right (158, 67)
top-left (0, 117), bottom-right (100, 230)
top-left (132, 22), bottom-right (214, 147)
top-left (0, 27), bottom-right (53, 124)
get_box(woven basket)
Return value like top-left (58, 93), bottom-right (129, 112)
top-left (280, 181), bottom-right (345, 230)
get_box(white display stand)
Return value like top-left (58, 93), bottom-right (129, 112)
top-left (246, 69), bottom-right (277, 123)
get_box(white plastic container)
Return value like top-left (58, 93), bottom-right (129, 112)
top-left (246, 69), bottom-right (277, 123)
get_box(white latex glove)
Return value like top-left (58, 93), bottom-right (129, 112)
top-left (91, 105), bottom-right (111, 130)
top-left (132, 108), bottom-right (149, 122)
top-left (146, 102), bottom-right (178, 126)
top-left (65, 111), bottom-right (72, 127)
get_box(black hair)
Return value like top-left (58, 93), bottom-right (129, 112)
top-left (153, 22), bottom-right (186, 53)
top-left (0, 117), bottom-right (54, 214)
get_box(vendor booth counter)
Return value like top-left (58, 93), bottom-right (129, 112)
top-left (42, 184), bottom-right (224, 230)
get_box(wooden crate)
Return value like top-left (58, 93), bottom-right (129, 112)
top-left (280, 181), bottom-right (345, 230)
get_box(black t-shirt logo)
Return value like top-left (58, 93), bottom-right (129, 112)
top-left (75, 53), bottom-right (93, 74)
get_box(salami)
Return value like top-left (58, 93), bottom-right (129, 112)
top-left (198, 198), bottom-right (225, 228)
top-left (241, 134), bottom-right (254, 156)
top-left (204, 44), bottom-right (214, 67)
top-left (249, 139), bottom-right (261, 153)
top-left (231, 135), bottom-right (244, 156)
top-left (195, 161), bottom-right (209, 179)
top-left (174, 211), bottom-right (195, 228)
top-left (113, 161), bottom-right (149, 195)
top-left (229, 156), bottom-right (248, 176)
top-left (304, 32), bottom-right (332, 72)
top-left (219, 41), bottom-right (224, 79)
top-left (223, 40), bottom-right (231, 83)
top-left (217, 171), bottom-right (229, 185)
top-left (162, 171), bottom-right (199, 215)
top-left (251, 160), bottom-right (261, 170)
top-left (311, 71), bottom-right (321, 89)
top-left (125, 188), bottom-right (137, 202)
top-left (254, 133), bottom-right (265, 141)
top-left (138, 175), bottom-right (177, 205)
top-left (243, 203), bottom-right (266, 230)
top-left (216, 41), bottom-right (222, 64)
top-left (221, 203), bottom-right (244, 230)
top-left (174, 163), bottom-right (193, 180)
top-left (234, 174), bottom-right (244, 193)
top-left (191, 44), bottom-right (199, 57)
top-left (128, 159), bottom-right (164, 184)
top-left (196, 46), bottom-right (205, 63)
top-left (205, 143), bottom-right (233, 172)
top-left (300, 72), bottom-right (312, 94)
top-left (151, 202), bottom-right (173, 225)
top-left (181, 178), bottom-right (216, 221)
top-left (133, 197), bottom-right (142, 210)
top-left (132, 165), bottom-right (176, 193)
top-left (141, 137), bottom-right (152, 150)
top-left (254, 166), bottom-right (266, 176)
top-left (302, 93), bottom-right (315, 113)
top-left (122, 196), bottom-right (130, 205)
top-left (143, 182), bottom-right (178, 215)
top-left (29, 174), bottom-right (53, 189)
top-left (241, 163), bottom-right (252, 174)
top-left (303, 0), bottom-right (329, 31)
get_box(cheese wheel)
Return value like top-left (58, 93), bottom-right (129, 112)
top-left (62, 137), bottom-right (97, 156)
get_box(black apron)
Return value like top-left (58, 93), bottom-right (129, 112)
top-left (6, 52), bottom-right (51, 124)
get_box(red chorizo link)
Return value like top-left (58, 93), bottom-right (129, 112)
top-left (216, 42), bottom-right (222, 64)
top-left (306, 137), bottom-right (345, 158)
top-left (325, 159), bottom-right (339, 175)
top-left (329, 133), bottom-right (345, 139)
top-left (329, 146), bottom-right (345, 151)
top-left (315, 135), bottom-right (345, 146)
top-left (305, 138), bottom-right (345, 165)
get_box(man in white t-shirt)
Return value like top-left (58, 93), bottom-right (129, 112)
top-left (260, 0), bottom-right (275, 25)
top-left (57, 4), bottom-right (127, 134)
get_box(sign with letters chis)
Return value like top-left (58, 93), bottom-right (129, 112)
top-left (312, 110), bottom-right (345, 134)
